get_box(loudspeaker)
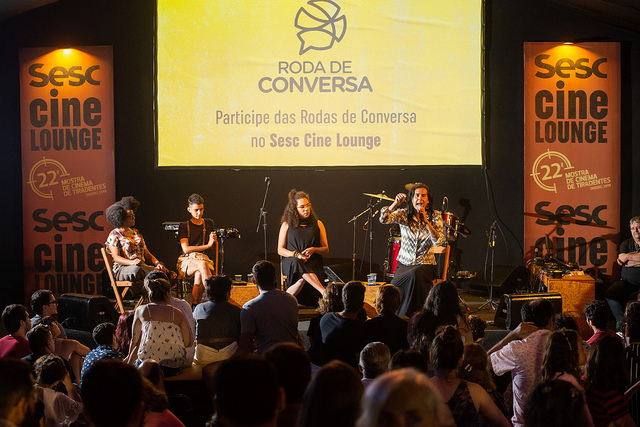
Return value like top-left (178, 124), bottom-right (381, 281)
top-left (472, 265), bottom-right (530, 296)
top-left (493, 292), bottom-right (562, 330)
top-left (58, 293), bottom-right (119, 333)
top-left (324, 264), bottom-right (367, 283)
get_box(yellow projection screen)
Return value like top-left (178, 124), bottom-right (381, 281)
top-left (156, 0), bottom-right (483, 167)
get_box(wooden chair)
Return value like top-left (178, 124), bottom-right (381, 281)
top-left (433, 245), bottom-right (451, 284)
top-left (101, 246), bottom-right (144, 314)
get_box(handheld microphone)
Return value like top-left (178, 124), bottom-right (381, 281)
top-left (265, 177), bottom-right (270, 183)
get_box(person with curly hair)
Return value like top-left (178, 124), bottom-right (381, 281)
top-left (277, 189), bottom-right (329, 307)
top-left (379, 183), bottom-right (445, 317)
top-left (34, 353), bottom-right (84, 426)
top-left (307, 282), bottom-right (344, 359)
top-left (105, 196), bottom-right (168, 282)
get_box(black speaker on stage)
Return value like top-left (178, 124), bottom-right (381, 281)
top-left (58, 293), bottom-right (119, 333)
top-left (472, 265), bottom-right (530, 296)
top-left (324, 264), bottom-right (367, 283)
top-left (494, 292), bottom-right (562, 330)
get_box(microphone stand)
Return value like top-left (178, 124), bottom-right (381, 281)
top-left (348, 206), bottom-right (371, 281)
top-left (256, 178), bottom-right (270, 260)
top-left (478, 221), bottom-right (498, 311)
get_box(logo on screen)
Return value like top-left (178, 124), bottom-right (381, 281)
top-left (294, 0), bottom-right (346, 55)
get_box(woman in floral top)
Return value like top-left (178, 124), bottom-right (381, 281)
top-left (105, 196), bottom-right (168, 282)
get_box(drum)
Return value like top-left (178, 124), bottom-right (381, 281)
top-left (383, 236), bottom-right (401, 276)
top-left (441, 211), bottom-right (459, 241)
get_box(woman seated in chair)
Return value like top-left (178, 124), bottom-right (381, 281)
top-left (105, 196), bottom-right (169, 282)
top-left (126, 275), bottom-right (190, 377)
top-left (176, 193), bottom-right (217, 305)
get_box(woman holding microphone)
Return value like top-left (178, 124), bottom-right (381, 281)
top-left (379, 183), bottom-right (444, 317)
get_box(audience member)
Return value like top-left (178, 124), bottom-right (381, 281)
top-left (297, 360), bottom-right (363, 427)
top-left (128, 274), bottom-right (190, 377)
top-left (431, 326), bottom-right (510, 426)
top-left (553, 313), bottom-right (580, 331)
top-left (263, 342), bottom-right (311, 427)
top-left (80, 322), bottom-right (125, 387)
top-left (0, 304), bottom-right (31, 359)
top-left (540, 329), bottom-right (593, 426)
top-left (137, 360), bottom-right (186, 427)
top-left (311, 280), bottom-right (367, 368)
top-left (356, 367), bottom-right (454, 427)
top-left (524, 380), bottom-right (590, 427)
top-left (468, 315), bottom-right (487, 343)
top-left (0, 358), bottom-right (37, 426)
top-left (82, 359), bottom-right (145, 427)
top-left (209, 354), bottom-right (284, 427)
top-left (489, 298), bottom-right (555, 427)
top-left (31, 315), bottom-right (90, 382)
top-left (30, 289), bottom-right (67, 338)
top-left (584, 335), bottom-right (635, 426)
top-left (359, 342), bottom-right (391, 389)
top-left (605, 216), bottom-right (640, 323)
top-left (239, 260), bottom-right (299, 354)
top-left (624, 303), bottom-right (640, 424)
top-left (388, 349), bottom-right (430, 374)
top-left (307, 282), bottom-right (344, 358)
top-left (584, 300), bottom-right (619, 346)
top-left (147, 269), bottom-right (196, 366)
top-left (116, 310), bottom-right (135, 355)
top-left (363, 285), bottom-right (409, 356)
top-left (193, 275), bottom-right (241, 364)
top-left (409, 281), bottom-right (473, 355)
top-left (34, 353), bottom-right (84, 426)
top-left (457, 343), bottom-right (506, 418)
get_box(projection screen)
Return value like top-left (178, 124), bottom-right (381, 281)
top-left (156, 0), bottom-right (482, 167)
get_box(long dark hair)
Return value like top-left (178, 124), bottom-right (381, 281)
top-left (541, 329), bottom-right (581, 382)
top-left (280, 189), bottom-right (318, 227)
top-left (406, 183), bottom-right (433, 225)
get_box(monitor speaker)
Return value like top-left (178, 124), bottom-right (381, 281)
top-left (58, 293), bottom-right (119, 333)
top-left (494, 292), bottom-right (562, 330)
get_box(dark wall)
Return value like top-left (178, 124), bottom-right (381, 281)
top-left (1, 0), bottom-right (639, 305)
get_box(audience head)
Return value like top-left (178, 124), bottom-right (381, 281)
top-left (213, 354), bottom-right (282, 426)
top-left (26, 324), bottom-right (55, 355)
top-left (317, 282), bottom-right (345, 315)
top-left (457, 343), bottom-right (496, 391)
top-left (144, 275), bottom-right (171, 303)
top-left (263, 342), bottom-right (311, 404)
top-left (2, 304), bottom-right (30, 335)
top-left (388, 349), bottom-right (430, 374)
top-left (138, 359), bottom-right (165, 390)
top-left (541, 329), bottom-right (582, 382)
top-left (116, 311), bottom-right (135, 355)
top-left (359, 342), bottom-right (391, 379)
top-left (521, 298), bottom-right (555, 328)
top-left (118, 196), bottom-right (141, 213)
top-left (356, 368), bottom-right (446, 427)
top-left (374, 285), bottom-right (402, 316)
top-left (524, 380), bottom-right (588, 427)
top-left (0, 359), bottom-right (36, 425)
top-left (205, 275), bottom-right (233, 303)
top-left (430, 325), bottom-right (464, 371)
top-left (553, 313), bottom-right (579, 331)
top-left (30, 289), bottom-right (56, 316)
top-left (342, 281), bottom-right (366, 313)
top-left (468, 315), bottom-right (486, 342)
top-left (146, 269), bottom-right (170, 282)
top-left (252, 260), bottom-right (277, 290)
top-left (423, 281), bottom-right (462, 322)
top-left (34, 353), bottom-right (67, 387)
top-left (585, 334), bottom-right (628, 392)
top-left (31, 315), bottom-right (60, 338)
top-left (298, 360), bottom-right (363, 427)
top-left (82, 359), bottom-right (144, 427)
top-left (93, 322), bottom-right (117, 348)
top-left (583, 299), bottom-right (609, 330)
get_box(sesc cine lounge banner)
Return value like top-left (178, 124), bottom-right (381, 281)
top-left (20, 46), bottom-right (116, 300)
top-left (524, 42), bottom-right (620, 273)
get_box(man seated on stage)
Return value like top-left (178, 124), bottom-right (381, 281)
top-left (488, 298), bottom-right (555, 427)
top-left (238, 260), bottom-right (299, 354)
top-left (177, 193), bottom-right (217, 305)
top-left (0, 304), bottom-right (31, 359)
top-left (606, 216), bottom-right (640, 323)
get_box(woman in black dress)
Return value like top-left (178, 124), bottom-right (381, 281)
top-left (278, 189), bottom-right (329, 306)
